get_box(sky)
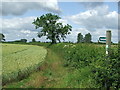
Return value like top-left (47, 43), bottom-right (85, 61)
top-left (0, 0), bottom-right (119, 43)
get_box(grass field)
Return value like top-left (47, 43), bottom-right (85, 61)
top-left (2, 43), bottom-right (119, 88)
top-left (2, 44), bottom-right (47, 85)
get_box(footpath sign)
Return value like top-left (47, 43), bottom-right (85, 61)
top-left (98, 30), bottom-right (111, 56)
top-left (99, 37), bottom-right (106, 43)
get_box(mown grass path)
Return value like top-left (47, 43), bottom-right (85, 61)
top-left (3, 48), bottom-right (70, 88)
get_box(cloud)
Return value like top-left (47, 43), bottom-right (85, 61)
top-left (1, 16), bottom-right (69, 42)
top-left (65, 28), bottom-right (89, 42)
top-left (1, 2), bottom-right (118, 43)
top-left (1, 16), bottom-right (118, 43)
top-left (1, 16), bottom-right (41, 41)
top-left (2, 17), bottom-right (36, 31)
top-left (20, 30), bottom-right (34, 34)
top-left (65, 4), bottom-right (118, 43)
top-left (80, 2), bottom-right (104, 9)
top-left (67, 5), bottom-right (118, 30)
top-left (57, 19), bottom-right (68, 26)
top-left (1, 0), bottom-right (61, 16)
top-left (91, 29), bottom-right (118, 43)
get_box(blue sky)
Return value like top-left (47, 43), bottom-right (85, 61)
top-left (1, 1), bottom-right (119, 43)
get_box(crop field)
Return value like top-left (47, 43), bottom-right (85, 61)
top-left (2, 44), bottom-right (47, 85)
top-left (2, 43), bottom-right (119, 88)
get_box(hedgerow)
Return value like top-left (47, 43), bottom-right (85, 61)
top-left (49, 43), bottom-right (119, 88)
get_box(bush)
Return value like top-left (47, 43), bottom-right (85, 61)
top-left (48, 43), bottom-right (119, 88)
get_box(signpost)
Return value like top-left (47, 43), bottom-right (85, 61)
top-left (98, 30), bottom-right (111, 56)
top-left (106, 30), bottom-right (111, 56)
top-left (99, 37), bottom-right (106, 43)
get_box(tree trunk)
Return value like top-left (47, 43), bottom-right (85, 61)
top-left (51, 34), bottom-right (56, 44)
top-left (51, 39), bottom-right (56, 44)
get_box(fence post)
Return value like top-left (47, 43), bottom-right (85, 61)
top-left (106, 30), bottom-right (111, 56)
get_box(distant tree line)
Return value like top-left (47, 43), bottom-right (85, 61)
top-left (12, 39), bottom-right (27, 43)
top-left (77, 33), bottom-right (92, 43)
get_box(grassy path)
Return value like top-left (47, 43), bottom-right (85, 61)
top-left (4, 48), bottom-right (70, 88)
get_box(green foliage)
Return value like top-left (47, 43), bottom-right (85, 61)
top-left (92, 46), bottom-right (120, 89)
top-left (77, 33), bottom-right (83, 43)
top-left (32, 13), bottom-right (72, 44)
top-left (3, 42), bottom-right (119, 88)
top-left (9, 39), bottom-right (27, 43)
top-left (84, 33), bottom-right (92, 43)
top-left (32, 38), bottom-right (36, 42)
top-left (20, 39), bottom-right (27, 43)
top-left (48, 43), bottom-right (118, 88)
top-left (50, 43), bottom-right (105, 68)
top-left (77, 33), bottom-right (92, 43)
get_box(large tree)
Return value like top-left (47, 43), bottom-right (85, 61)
top-left (84, 33), bottom-right (92, 43)
top-left (77, 33), bottom-right (83, 43)
top-left (0, 33), bottom-right (5, 42)
top-left (32, 38), bottom-right (36, 42)
top-left (32, 13), bottom-right (72, 44)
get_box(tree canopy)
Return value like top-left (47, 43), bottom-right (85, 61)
top-left (32, 13), bottom-right (72, 44)
top-left (77, 33), bottom-right (83, 43)
top-left (21, 39), bottom-right (27, 43)
top-left (84, 33), bottom-right (92, 43)
top-left (32, 38), bottom-right (36, 42)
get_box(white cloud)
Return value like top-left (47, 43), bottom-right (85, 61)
top-left (1, 16), bottom-right (69, 42)
top-left (1, 16), bottom-right (41, 41)
top-left (1, 14), bottom-right (118, 43)
top-left (1, 0), bottom-right (61, 16)
top-left (57, 19), bottom-right (68, 26)
top-left (1, 3), bottom-right (118, 43)
top-left (63, 4), bottom-right (118, 43)
top-left (65, 28), bottom-right (89, 42)
top-left (67, 5), bottom-right (118, 30)
top-left (21, 30), bottom-right (32, 34)
top-left (91, 29), bottom-right (118, 43)
top-left (2, 16), bottom-right (36, 30)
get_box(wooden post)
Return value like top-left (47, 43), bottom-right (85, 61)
top-left (106, 30), bottom-right (111, 56)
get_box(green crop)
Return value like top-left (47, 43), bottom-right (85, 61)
top-left (2, 44), bottom-right (47, 85)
